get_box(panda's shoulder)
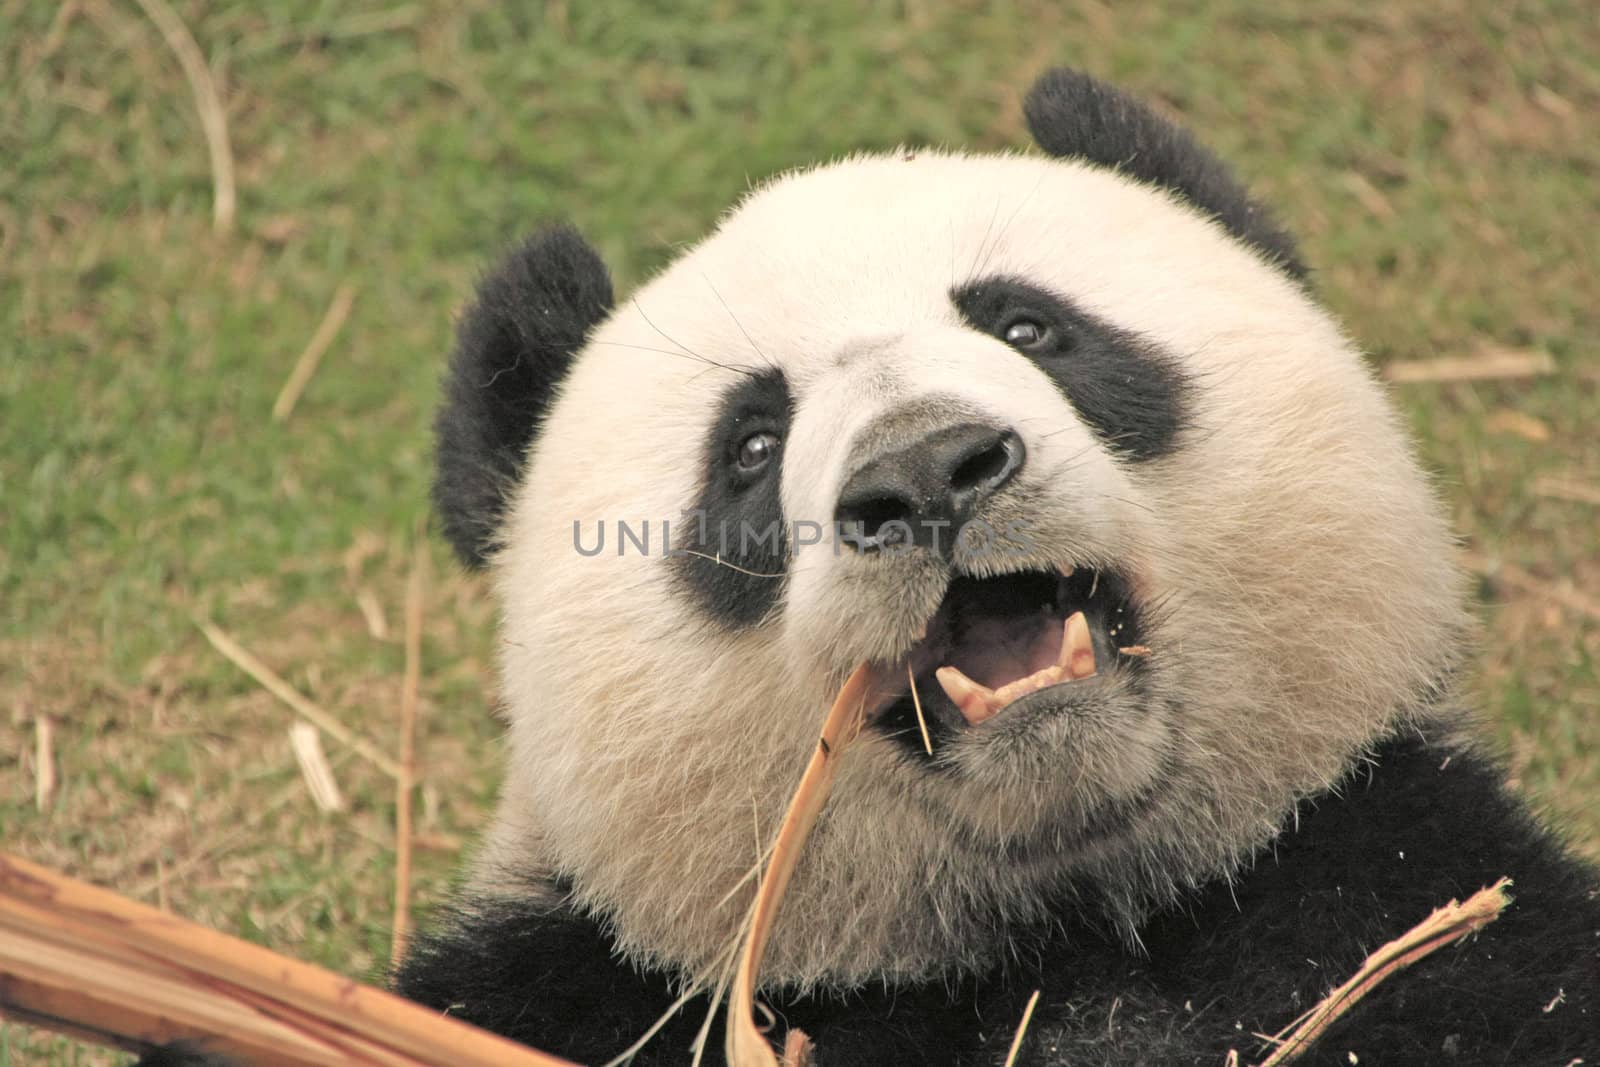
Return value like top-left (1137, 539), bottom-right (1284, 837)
top-left (1012, 732), bottom-right (1600, 1063)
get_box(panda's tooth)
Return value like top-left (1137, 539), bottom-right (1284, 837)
top-left (993, 664), bottom-right (1065, 705)
top-left (1054, 612), bottom-right (1083, 669)
top-left (1054, 619), bottom-right (1074, 669)
top-left (1061, 611), bottom-right (1097, 679)
top-left (936, 666), bottom-right (998, 725)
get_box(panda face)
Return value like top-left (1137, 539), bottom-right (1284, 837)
top-left (465, 148), bottom-right (1467, 989)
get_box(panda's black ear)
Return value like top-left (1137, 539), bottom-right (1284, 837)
top-left (1023, 68), bottom-right (1307, 281)
top-left (434, 226), bottom-right (613, 569)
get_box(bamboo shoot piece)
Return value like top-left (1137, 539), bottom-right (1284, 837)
top-left (725, 663), bottom-right (892, 1067)
top-left (0, 853), bottom-right (573, 1067)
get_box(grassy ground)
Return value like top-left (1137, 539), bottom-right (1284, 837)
top-left (2, 1), bottom-right (1596, 1062)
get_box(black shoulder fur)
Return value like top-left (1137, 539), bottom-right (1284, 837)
top-left (1024, 69), bottom-right (1308, 281)
top-left (433, 225), bottom-right (613, 568)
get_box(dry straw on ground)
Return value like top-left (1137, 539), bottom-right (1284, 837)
top-left (197, 617), bottom-right (405, 780)
top-left (287, 721), bottom-right (345, 813)
top-left (1382, 345), bottom-right (1555, 383)
top-left (391, 535), bottom-right (427, 964)
top-left (33, 714), bottom-right (56, 813)
top-left (273, 284), bottom-right (358, 421)
top-left (130, 0), bottom-right (235, 233)
top-left (1463, 552), bottom-right (1600, 624)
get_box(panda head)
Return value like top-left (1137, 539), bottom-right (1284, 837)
top-left (435, 70), bottom-right (1469, 990)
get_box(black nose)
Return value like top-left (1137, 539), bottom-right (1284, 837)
top-left (835, 422), bottom-right (1026, 552)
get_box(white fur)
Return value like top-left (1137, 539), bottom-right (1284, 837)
top-left (472, 150), bottom-right (1469, 991)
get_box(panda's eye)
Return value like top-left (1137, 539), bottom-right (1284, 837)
top-left (1003, 318), bottom-right (1052, 350)
top-left (736, 431), bottom-right (780, 473)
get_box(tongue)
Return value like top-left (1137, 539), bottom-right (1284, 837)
top-left (953, 611), bottom-right (1064, 687)
top-left (936, 611), bottom-right (1097, 726)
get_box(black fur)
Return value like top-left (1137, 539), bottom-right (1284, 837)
top-left (1024, 69), bottom-right (1308, 281)
top-left (952, 276), bottom-right (1192, 461)
top-left (671, 369), bottom-right (794, 628)
top-left (433, 226), bottom-right (613, 568)
top-left (380, 732), bottom-right (1596, 1065)
top-left (130, 1041), bottom-right (240, 1066)
top-left (391, 891), bottom-right (998, 1066)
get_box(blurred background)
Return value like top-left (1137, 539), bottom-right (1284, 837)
top-left (2, 1), bottom-right (1596, 1062)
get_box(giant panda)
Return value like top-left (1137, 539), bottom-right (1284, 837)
top-left (147, 69), bottom-right (1598, 1066)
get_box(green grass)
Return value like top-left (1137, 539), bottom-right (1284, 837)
top-left (2, 1), bottom-right (1596, 1062)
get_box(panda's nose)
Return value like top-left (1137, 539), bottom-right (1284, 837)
top-left (835, 422), bottom-right (1025, 553)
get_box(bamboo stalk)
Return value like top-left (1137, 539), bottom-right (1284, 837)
top-left (0, 853), bottom-right (574, 1067)
top-left (1254, 878), bottom-right (1511, 1066)
top-left (1002, 989), bottom-right (1042, 1067)
top-left (725, 664), bottom-right (893, 1067)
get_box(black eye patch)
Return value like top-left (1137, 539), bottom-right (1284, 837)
top-left (672, 370), bottom-right (793, 628)
top-left (952, 277), bottom-right (1191, 462)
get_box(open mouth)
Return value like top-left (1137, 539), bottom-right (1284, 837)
top-left (877, 566), bottom-right (1145, 753)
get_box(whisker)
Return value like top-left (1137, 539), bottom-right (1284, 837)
top-left (962, 172), bottom-right (1048, 286)
top-left (965, 193), bottom-right (1005, 287)
top-left (631, 297), bottom-right (759, 378)
top-left (677, 549), bottom-right (787, 579)
top-left (703, 273), bottom-right (776, 371)
top-left (592, 339), bottom-right (729, 361)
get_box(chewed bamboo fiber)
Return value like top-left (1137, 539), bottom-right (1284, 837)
top-left (725, 663), bottom-right (886, 1067)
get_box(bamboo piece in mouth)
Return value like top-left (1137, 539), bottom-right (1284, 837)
top-left (725, 662), bottom-right (891, 1067)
